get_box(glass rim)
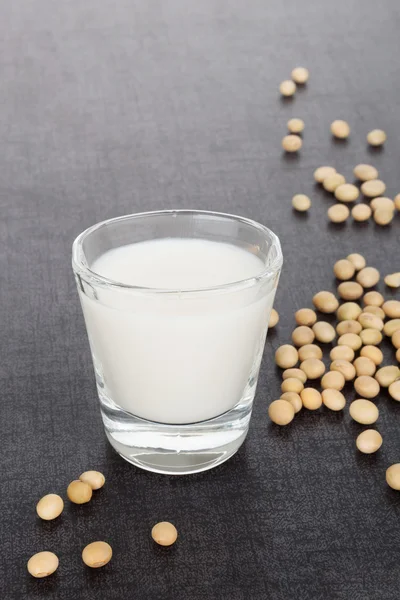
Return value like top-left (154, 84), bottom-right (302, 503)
top-left (72, 209), bottom-right (283, 295)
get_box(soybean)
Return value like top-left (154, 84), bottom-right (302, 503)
top-left (82, 541), bottom-right (113, 568)
top-left (27, 552), bottom-right (59, 578)
top-left (36, 494), bottom-right (64, 521)
top-left (354, 375), bottom-right (380, 398)
top-left (287, 118), bottom-right (305, 133)
top-left (360, 345), bottom-right (384, 365)
top-left (298, 344), bottom-right (323, 361)
top-left (328, 204), bottom-right (349, 223)
top-left (356, 267), bottom-right (380, 288)
top-left (363, 305), bottom-right (385, 319)
top-left (291, 67), bottom-right (309, 83)
top-left (333, 259), bottom-right (355, 281)
top-left (347, 253), bottom-right (366, 270)
top-left (322, 389), bottom-right (346, 411)
top-left (295, 308), bottom-right (317, 326)
top-left (384, 273), bottom-right (400, 288)
top-left (282, 368), bottom-right (307, 383)
top-left (282, 135), bottom-right (302, 152)
top-left (292, 326), bottom-right (315, 346)
top-left (331, 360), bottom-right (356, 381)
top-left (280, 80), bottom-right (296, 96)
top-left (268, 400), bottom-right (295, 425)
top-left (374, 209), bottom-right (394, 226)
top-left (314, 166), bottom-right (336, 183)
top-left (353, 356), bottom-right (376, 377)
top-left (281, 378), bottom-right (304, 394)
top-left (67, 480), bottom-right (92, 504)
top-left (383, 300), bottom-right (400, 318)
top-left (367, 129), bottom-right (387, 146)
top-left (269, 308), bottom-right (279, 328)
top-left (300, 388), bottom-right (322, 410)
top-left (337, 302), bottom-right (362, 321)
top-left (364, 291), bottom-right (384, 307)
top-left (370, 197), bottom-right (395, 212)
top-left (361, 179), bottom-right (386, 198)
top-left (395, 194), bottom-right (400, 210)
top-left (392, 329), bottom-right (400, 349)
top-left (321, 370), bottom-right (345, 391)
top-left (358, 312), bottom-right (384, 331)
top-left (389, 380), bottom-right (400, 401)
top-left (384, 319), bottom-right (400, 336)
top-left (312, 321), bottom-right (336, 343)
top-left (386, 464), bottom-right (400, 490)
top-left (353, 164), bottom-right (378, 181)
top-left (300, 358), bottom-right (325, 379)
top-left (324, 174), bottom-right (346, 192)
top-left (335, 184), bottom-right (359, 202)
top-left (275, 345), bottom-right (299, 368)
top-left (360, 329), bottom-right (383, 346)
top-left (330, 120), bottom-right (350, 139)
top-left (336, 320), bottom-right (362, 336)
top-left (79, 471), bottom-right (105, 491)
top-left (338, 332), bottom-right (362, 350)
top-left (337, 281), bottom-right (363, 300)
top-left (349, 399), bottom-right (379, 425)
top-left (313, 291), bottom-right (339, 313)
top-left (330, 345), bottom-right (355, 362)
top-left (375, 366), bottom-right (400, 387)
top-left (352, 204), bottom-right (372, 222)
top-left (356, 429), bottom-right (383, 454)
top-left (292, 194), bottom-right (311, 212)
top-left (281, 391), bottom-right (303, 413)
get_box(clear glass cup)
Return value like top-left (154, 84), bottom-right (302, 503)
top-left (72, 210), bottom-right (282, 475)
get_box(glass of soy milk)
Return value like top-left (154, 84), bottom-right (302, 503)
top-left (72, 210), bottom-right (282, 475)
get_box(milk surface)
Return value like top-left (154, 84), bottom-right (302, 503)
top-left (80, 238), bottom-right (273, 424)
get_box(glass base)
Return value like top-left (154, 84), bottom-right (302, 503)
top-left (99, 389), bottom-right (253, 475)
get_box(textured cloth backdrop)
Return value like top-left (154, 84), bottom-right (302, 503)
top-left (1, 1), bottom-right (400, 599)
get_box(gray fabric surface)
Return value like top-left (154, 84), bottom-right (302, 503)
top-left (1, 1), bottom-right (400, 598)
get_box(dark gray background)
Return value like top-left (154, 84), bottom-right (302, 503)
top-left (1, 1), bottom-right (400, 599)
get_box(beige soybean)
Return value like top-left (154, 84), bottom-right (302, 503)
top-left (322, 389), bottom-right (346, 411)
top-left (361, 179), bottom-right (386, 198)
top-left (331, 360), bottom-right (356, 381)
top-left (298, 344), bottom-right (323, 361)
top-left (330, 120), bottom-right (350, 139)
top-left (281, 377), bottom-right (304, 394)
top-left (383, 300), bottom-right (400, 319)
top-left (334, 259), bottom-right (355, 281)
top-left (338, 332), bottom-right (362, 350)
top-left (314, 166), bottom-right (336, 183)
top-left (363, 305), bottom-right (385, 319)
top-left (312, 321), bottom-right (336, 343)
top-left (282, 134), bottom-right (302, 152)
top-left (36, 494), bottom-right (64, 521)
top-left (374, 209), bottom-right (394, 226)
top-left (395, 194), bottom-right (400, 210)
top-left (353, 356), bottom-right (376, 377)
top-left (335, 184), bottom-right (359, 202)
top-left (347, 253), bottom-right (366, 271)
top-left (79, 471), bottom-right (105, 491)
top-left (392, 329), bottom-right (400, 349)
top-left (337, 281), bottom-right (363, 300)
top-left (301, 388), bottom-right (322, 410)
top-left (353, 164), bottom-right (378, 181)
top-left (354, 375), bottom-right (380, 398)
top-left (358, 312), bottom-right (384, 331)
top-left (300, 358), bottom-right (325, 379)
top-left (280, 80), bottom-right (296, 96)
top-left (386, 464), bottom-right (400, 490)
top-left (292, 326), bottom-right (315, 346)
top-left (356, 267), bottom-right (380, 288)
top-left (330, 345), bottom-right (355, 362)
top-left (360, 345), bottom-right (383, 365)
top-left (324, 174), bottom-right (346, 192)
top-left (352, 204), bottom-right (372, 222)
top-left (328, 204), bottom-right (350, 223)
top-left (281, 391), bottom-right (303, 413)
top-left (367, 129), bottom-right (387, 146)
top-left (295, 308), bottom-right (317, 326)
top-left (67, 480), bottom-right (93, 504)
top-left (82, 541), bottom-right (113, 568)
top-left (268, 399), bottom-right (295, 425)
top-left (360, 329), bottom-right (383, 346)
top-left (356, 429), bottom-right (383, 454)
top-left (27, 551), bottom-right (59, 578)
top-left (336, 320), bottom-right (362, 336)
top-left (375, 366), bottom-right (400, 387)
top-left (349, 399), bottom-right (379, 425)
top-left (275, 344), bottom-right (299, 368)
top-left (287, 118), bottom-right (305, 133)
top-left (292, 194), bottom-right (311, 212)
top-left (337, 302), bottom-right (362, 321)
top-left (363, 291), bottom-right (384, 307)
top-left (313, 291), bottom-right (339, 313)
top-left (291, 67), bottom-right (309, 83)
top-left (384, 273), bottom-right (400, 288)
top-left (282, 368), bottom-right (307, 383)
top-left (397, 348), bottom-right (400, 362)
top-left (384, 319), bottom-right (400, 336)
top-left (389, 380), bottom-right (400, 401)
top-left (269, 308), bottom-right (279, 328)
top-left (321, 370), bottom-right (345, 391)
top-left (370, 197), bottom-right (395, 212)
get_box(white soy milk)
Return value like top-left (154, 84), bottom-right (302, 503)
top-left (80, 238), bottom-right (274, 424)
